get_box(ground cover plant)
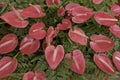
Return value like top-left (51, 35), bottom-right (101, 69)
top-left (0, 0), bottom-right (120, 80)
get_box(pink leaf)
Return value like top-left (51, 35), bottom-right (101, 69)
top-left (71, 6), bottom-right (93, 23)
top-left (46, 0), bottom-right (61, 6)
top-left (21, 4), bottom-right (46, 18)
top-left (45, 45), bottom-right (64, 70)
top-left (68, 27), bottom-right (88, 45)
top-left (0, 34), bottom-right (18, 54)
top-left (93, 0), bottom-right (103, 4)
top-left (46, 26), bottom-right (59, 43)
top-left (57, 19), bottom-right (71, 30)
top-left (22, 70), bottom-right (46, 80)
top-left (29, 22), bottom-right (46, 40)
top-left (94, 53), bottom-right (114, 74)
top-left (57, 7), bottom-right (66, 17)
top-left (111, 3), bottom-right (120, 16)
top-left (1, 11), bottom-right (28, 28)
top-left (0, 56), bottom-right (18, 78)
top-left (94, 11), bottom-right (118, 26)
top-left (65, 3), bottom-right (80, 11)
top-left (109, 25), bottom-right (120, 38)
top-left (112, 51), bottom-right (120, 71)
top-left (19, 35), bottom-right (40, 54)
top-left (65, 50), bottom-right (85, 74)
top-left (90, 34), bottom-right (114, 52)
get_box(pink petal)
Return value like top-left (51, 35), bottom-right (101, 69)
top-left (57, 7), bottom-right (66, 17)
top-left (1, 11), bottom-right (28, 28)
top-left (46, 0), bottom-right (52, 6)
top-left (46, 0), bottom-right (61, 6)
top-left (112, 51), bottom-right (120, 71)
top-left (46, 26), bottom-right (59, 43)
top-left (23, 70), bottom-right (46, 80)
top-left (111, 4), bottom-right (120, 16)
top-left (71, 6), bottom-right (93, 23)
top-left (71, 50), bottom-right (85, 74)
top-left (54, 0), bottom-right (61, 5)
top-left (45, 45), bottom-right (64, 70)
top-left (93, 0), bottom-right (103, 4)
top-left (0, 56), bottom-right (18, 78)
top-left (0, 34), bottom-right (18, 54)
top-left (57, 19), bottom-right (71, 30)
top-left (94, 11), bottom-right (118, 26)
top-left (94, 53), bottom-right (114, 74)
top-left (19, 35), bottom-right (40, 54)
top-left (109, 25), bottom-right (120, 38)
top-left (68, 27), bottom-right (88, 45)
top-left (29, 22), bottom-right (46, 40)
top-left (21, 4), bottom-right (46, 18)
top-left (90, 34), bottom-right (114, 52)
top-left (65, 3), bottom-right (80, 11)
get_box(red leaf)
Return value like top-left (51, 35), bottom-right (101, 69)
top-left (0, 56), bottom-right (18, 78)
top-left (65, 50), bottom-right (85, 74)
top-left (29, 22), bottom-right (46, 40)
top-left (90, 34), bottom-right (114, 52)
top-left (45, 45), bottom-right (64, 70)
top-left (19, 35), bottom-right (40, 54)
top-left (71, 6), bottom-right (93, 23)
top-left (57, 19), bottom-right (71, 30)
top-left (109, 25), bottom-right (120, 38)
top-left (94, 53), bottom-right (114, 74)
top-left (94, 11), bottom-right (118, 26)
top-left (57, 7), bottom-right (66, 17)
top-left (1, 11), bottom-right (28, 28)
top-left (46, 0), bottom-right (61, 6)
top-left (113, 51), bottom-right (120, 71)
top-left (46, 26), bottom-right (59, 43)
top-left (93, 0), bottom-right (103, 4)
top-left (111, 4), bottom-right (120, 16)
top-left (68, 27), bottom-right (88, 45)
top-left (21, 4), bottom-right (46, 18)
top-left (0, 34), bottom-right (18, 54)
top-left (22, 70), bottom-right (46, 80)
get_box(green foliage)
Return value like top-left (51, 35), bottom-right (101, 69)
top-left (0, 0), bottom-right (120, 80)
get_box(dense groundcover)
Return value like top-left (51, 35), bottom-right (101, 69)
top-left (0, 0), bottom-right (120, 80)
